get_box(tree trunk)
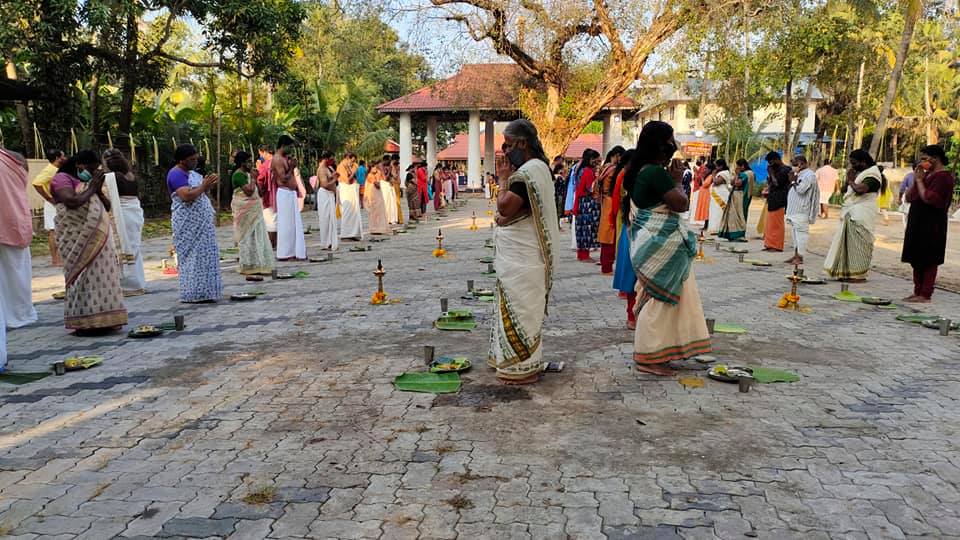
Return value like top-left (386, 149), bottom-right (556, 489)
top-left (5, 59), bottom-right (34, 157)
top-left (788, 79), bottom-right (816, 157)
top-left (869, 0), bottom-right (922, 157)
top-left (828, 124), bottom-right (838, 165)
top-left (742, 0), bottom-right (751, 118)
top-left (854, 59), bottom-right (865, 148)
top-left (845, 108), bottom-right (855, 159)
top-left (697, 53), bottom-right (711, 132)
top-left (923, 56), bottom-right (937, 144)
top-left (783, 78), bottom-right (793, 154)
top-left (117, 11), bottom-right (140, 137)
top-left (90, 73), bottom-right (101, 143)
top-left (892, 130), bottom-right (899, 166)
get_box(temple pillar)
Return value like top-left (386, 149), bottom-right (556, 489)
top-left (468, 110), bottom-right (481, 189)
top-left (425, 116), bottom-right (437, 175)
top-left (399, 112), bottom-right (412, 176)
top-left (484, 119), bottom-right (495, 176)
top-left (602, 111), bottom-right (623, 155)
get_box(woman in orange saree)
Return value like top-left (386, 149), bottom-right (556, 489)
top-left (595, 146), bottom-right (625, 274)
top-left (693, 162), bottom-right (715, 230)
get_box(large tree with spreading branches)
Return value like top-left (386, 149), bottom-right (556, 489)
top-left (429, 0), bottom-right (751, 156)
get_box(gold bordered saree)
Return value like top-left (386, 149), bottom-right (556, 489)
top-left (488, 159), bottom-right (561, 382)
top-left (55, 193), bottom-right (128, 330)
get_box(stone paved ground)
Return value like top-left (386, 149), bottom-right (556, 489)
top-left (4, 197), bottom-right (960, 539)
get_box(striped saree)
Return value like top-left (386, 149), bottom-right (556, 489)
top-left (629, 205), bottom-right (711, 368)
top-left (824, 167), bottom-right (880, 280)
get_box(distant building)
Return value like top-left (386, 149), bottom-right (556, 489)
top-left (633, 79), bottom-right (824, 155)
top-left (437, 130), bottom-right (604, 167)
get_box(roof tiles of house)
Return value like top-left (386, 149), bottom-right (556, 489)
top-left (378, 64), bottom-right (637, 113)
top-left (437, 132), bottom-right (604, 161)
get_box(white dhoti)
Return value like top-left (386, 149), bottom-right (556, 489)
top-left (276, 189), bottom-right (306, 260)
top-left (443, 180), bottom-right (453, 202)
top-left (0, 245), bottom-right (38, 328)
top-left (43, 201), bottom-right (56, 231)
top-left (119, 197), bottom-right (147, 294)
top-left (786, 214), bottom-right (810, 256)
top-left (382, 182), bottom-right (398, 224)
top-left (316, 189), bottom-right (339, 251)
top-left (338, 183), bottom-right (363, 240)
top-left (707, 186), bottom-right (729, 234)
top-left (262, 207), bottom-right (277, 233)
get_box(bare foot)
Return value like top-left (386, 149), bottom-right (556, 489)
top-left (497, 373), bottom-right (539, 385)
top-left (635, 363), bottom-right (675, 376)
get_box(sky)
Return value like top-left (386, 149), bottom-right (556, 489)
top-left (376, 0), bottom-right (504, 76)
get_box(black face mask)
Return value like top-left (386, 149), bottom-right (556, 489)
top-left (507, 148), bottom-right (526, 169)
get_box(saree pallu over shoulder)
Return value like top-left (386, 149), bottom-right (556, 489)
top-left (57, 194), bottom-right (111, 288)
top-left (488, 160), bottom-right (561, 381)
top-left (54, 196), bottom-right (128, 329)
top-left (628, 205), bottom-right (697, 305)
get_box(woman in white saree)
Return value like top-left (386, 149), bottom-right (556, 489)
top-left (823, 150), bottom-right (882, 281)
top-left (102, 149), bottom-right (146, 296)
top-left (488, 120), bottom-right (561, 385)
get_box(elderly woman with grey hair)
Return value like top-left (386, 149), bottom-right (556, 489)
top-left (488, 119), bottom-right (562, 385)
top-left (102, 148), bottom-right (146, 296)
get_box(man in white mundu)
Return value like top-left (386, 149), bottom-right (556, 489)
top-left (382, 163), bottom-right (398, 225)
top-left (0, 148), bottom-right (39, 371)
top-left (272, 135), bottom-right (306, 260)
top-left (315, 151), bottom-right (339, 251)
top-left (337, 154), bottom-right (363, 241)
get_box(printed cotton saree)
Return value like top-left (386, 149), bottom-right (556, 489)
top-left (54, 195), bottom-right (128, 330)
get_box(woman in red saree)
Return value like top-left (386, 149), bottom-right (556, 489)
top-left (573, 149), bottom-right (601, 261)
top-left (51, 151), bottom-right (128, 333)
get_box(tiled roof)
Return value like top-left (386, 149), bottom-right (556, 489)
top-left (378, 64), bottom-right (638, 114)
top-left (437, 132), bottom-right (603, 161)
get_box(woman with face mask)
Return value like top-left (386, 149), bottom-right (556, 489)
top-left (901, 144), bottom-right (956, 302)
top-left (50, 150), bottom-right (128, 334)
top-left (490, 119), bottom-right (562, 384)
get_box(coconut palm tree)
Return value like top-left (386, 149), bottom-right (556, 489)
top-left (869, 0), bottom-right (925, 157)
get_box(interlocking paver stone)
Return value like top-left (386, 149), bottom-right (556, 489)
top-left (3, 199), bottom-right (959, 539)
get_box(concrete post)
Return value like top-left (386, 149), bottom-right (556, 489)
top-left (468, 110), bottom-right (481, 189)
top-left (426, 116), bottom-right (438, 175)
top-left (484, 119), bottom-right (495, 176)
top-left (399, 112), bottom-right (412, 177)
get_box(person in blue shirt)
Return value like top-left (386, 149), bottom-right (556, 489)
top-left (356, 159), bottom-right (367, 208)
